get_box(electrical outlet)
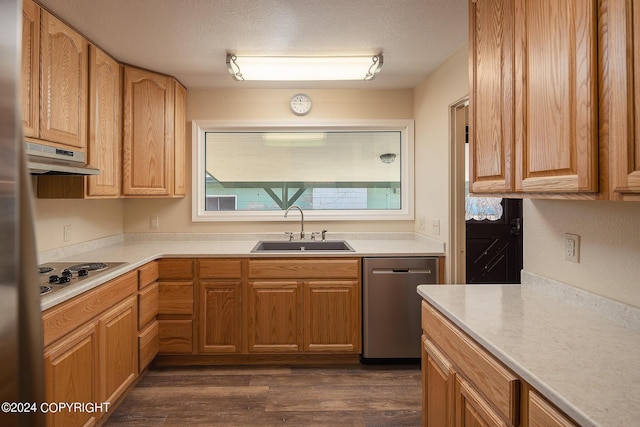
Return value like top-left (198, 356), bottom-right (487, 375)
top-left (150, 216), bottom-right (159, 229)
top-left (63, 225), bottom-right (71, 242)
top-left (432, 219), bottom-right (440, 235)
top-left (565, 233), bottom-right (580, 263)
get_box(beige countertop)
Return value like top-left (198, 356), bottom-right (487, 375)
top-left (40, 232), bottom-right (444, 311)
top-left (417, 282), bottom-right (640, 427)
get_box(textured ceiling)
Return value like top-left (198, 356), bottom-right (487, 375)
top-left (36, 0), bottom-right (468, 89)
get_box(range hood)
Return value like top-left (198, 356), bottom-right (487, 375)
top-left (25, 142), bottom-right (99, 175)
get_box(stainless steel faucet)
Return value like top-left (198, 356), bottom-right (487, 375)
top-left (284, 205), bottom-right (304, 240)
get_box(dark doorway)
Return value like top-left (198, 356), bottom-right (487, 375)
top-left (465, 198), bottom-right (523, 284)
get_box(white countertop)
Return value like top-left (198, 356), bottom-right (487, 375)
top-left (417, 283), bottom-right (640, 427)
top-left (40, 233), bottom-right (444, 311)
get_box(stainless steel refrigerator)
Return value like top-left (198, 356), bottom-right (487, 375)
top-left (0, 0), bottom-right (45, 425)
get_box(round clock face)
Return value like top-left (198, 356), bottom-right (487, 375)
top-left (290, 93), bottom-right (312, 116)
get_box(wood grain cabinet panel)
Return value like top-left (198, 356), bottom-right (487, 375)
top-left (21, 0), bottom-right (39, 139)
top-left (138, 261), bottom-right (159, 290)
top-left (248, 281), bottom-right (303, 352)
top-left (99, 295), bottom-right (138, 405)
top-left (514, 0), bottom-right (598, 193)
top-left (422, 301), bottom-right (519, 424)
top-left (173, 81), bottom-right (187, 196)
top-left (528, 389), bottom-right (578, 427)
top-left (87, 45), bottom-right (121, 197)
top-left (122, 66), bottom-right (173, 196)
top-left (158, 258), bottom-right (194, 280)
top-left (303, 280), bottom-right (360, 352)
top-left (138, 282), bottom-right (159, 329)
top-left (422, 336), bottom-right (455, 427)
top-left (470, 0), bottom-right (602, 197)
top-left (469, 0), bottom-right (515, 193)
top-left (138, 320), bottom-right (159, 372)
top-left (602, 0), bottom-right (640, 199)
top-left (39, 10), bottom-right (88, 149)
top-left (44, 320), bottom-right (99, 427)
top-left (158, 320), bottom-right (193, 353)
top-left (200, 281), bottom-right (243, 353)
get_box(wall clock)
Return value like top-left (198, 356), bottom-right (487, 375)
top-left (290, 93), bottom-right (312, 116)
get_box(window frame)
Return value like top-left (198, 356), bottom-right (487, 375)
top-left (191, 119), bottom-right (414, 222)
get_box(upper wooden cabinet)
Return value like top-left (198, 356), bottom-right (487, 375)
top-left (21, 0), bottom-right (39, 139)
top-left (39, 9), bottom-right (89, 149)
top-left (87, 45), bottom-right (122, 197)
top-left (514, 0), bottom-right (598, 193)
top-left (469, 0), bottom-right (515, 193)
top-left (22, 0), bottom-right (89, 149)
top-left (123, 66), bottom-right (186, 197)
top-left (601, 0), bottom-right (640, 200)
top-left (470, 0), bottom-right (640, 200)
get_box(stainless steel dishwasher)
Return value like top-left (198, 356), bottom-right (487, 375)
top-left (363, 257), bottom-right (438, 360)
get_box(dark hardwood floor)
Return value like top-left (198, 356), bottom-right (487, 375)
top-left (104, 364), bottom-right (422, 426)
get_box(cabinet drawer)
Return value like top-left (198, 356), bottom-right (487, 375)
top-left (422, 301), bottom-right (519, 425)
top-left (199, 258), bottom-right (242, 279)
top-left (158, 259), bottom-right (194, 280)
top-left (158, 282), bottom-right (193, 315)
top-left (42, 271), bottom-right (137, 347)
top-left (528, 390), bottom-right (577, 427)
top-left (138, 320), bottom-right (158, 372)
top-left (138, 282), bottom-right (159, 329)
top-left (138, 261), bottom-right (159, 290)
top-left (158, 320), bottom-right (192, 353)
top-left (248, 258), bottom-right (360, 279)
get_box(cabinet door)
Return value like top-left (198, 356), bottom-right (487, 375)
top-left (123, 66), bottom-right (174, 196)
top-left (514, 0), bottom-right (598, 193)
top-left (469, 0), bottom-right (515, 193)
top-left (303, 280), bottom-right (360, 352)
top-left (40, 11), bottom-right (88, 148)
top-left (456, 376), bottom-right (510, 427)
top-left (44, 321), bottom-right (99, 427)
top-left (422, 337), bottom-right (455, 427)
top-left (87, 45), bottom-right (121, 197)
top-left (173, 81), bottom-right (187, 196)
top-left (248, 281), bottom-right (302, 352)
top-left (99, 295), bottom-right (138, 405)
top-left (605, 0), bottom-right (640, 198)
top-left (21, 0), bottom-right (39, 139)
top-left (200, 281), bottom-right (242, 353)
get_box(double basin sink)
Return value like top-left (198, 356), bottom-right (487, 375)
top-left (251, 240), bottom-right (354, 252)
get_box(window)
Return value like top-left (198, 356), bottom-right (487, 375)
top-left (192, 120), bottom-right (414, 221)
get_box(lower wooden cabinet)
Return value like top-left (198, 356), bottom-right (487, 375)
top-left (44, 320), bottom-right (99, 427)
top-left (200, 281), bottom-right (242, 353)
top-left (304, 280), bottom-right (360, 352)
top-left (99, 295), bottom-right (138, 404)
top-left (157, 258), bottom-right (195, 354)
top-left (248, 280), bottom-right (303, 352)
top-left (421, 300), bottom-right (578, 427)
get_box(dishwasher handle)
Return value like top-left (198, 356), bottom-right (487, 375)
top-left (372, 268), bottom-right (432, 275)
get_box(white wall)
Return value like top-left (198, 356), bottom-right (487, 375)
top-left (413, 44), bottom-right (470, 281)
top-left (33, 197), bottom-right (124, 252)
top-left (524, 199), bottom-right (640, 307)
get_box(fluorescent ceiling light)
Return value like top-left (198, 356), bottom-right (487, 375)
top-left (226, 54), bottom-right (383, 81)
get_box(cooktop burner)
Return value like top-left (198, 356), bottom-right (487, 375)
top-left (38, 262), bottom-right (128, 296)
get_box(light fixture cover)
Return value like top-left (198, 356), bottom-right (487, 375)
top-left (226, 54), bottom-right (383, 81)
top-left (379, 153), bottom-right (396, 164)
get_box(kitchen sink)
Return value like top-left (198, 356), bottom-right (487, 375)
top-left (251, 240), bottom-right (355, 252)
